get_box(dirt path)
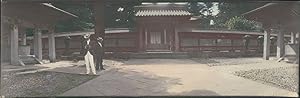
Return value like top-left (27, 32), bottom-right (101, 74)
top-left (61, 59), bottom-right (298, 97)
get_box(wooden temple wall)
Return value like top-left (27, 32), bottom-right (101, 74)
top-left (27, 32), bottom-right (138, 58)
top-left (179, 32), bottom-right (262, 52)
top-left (26, 31), bottom-right (285, 58)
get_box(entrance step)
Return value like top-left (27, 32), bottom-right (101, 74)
top-left (146, 50), bottom-right (172, 52)
top-left (130, 52), bottom-right (188, 59)
top-left (104, 52), bottom-right (189, 59)
top-left (19, 55), bottom-right (43, 66)
top-left (284, 55), bottom-right (298, 64)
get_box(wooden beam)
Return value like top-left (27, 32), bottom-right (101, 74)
top-left (174, 25), bottom-right (180, 52)
top-left (3, 3), bottom-right (76, 28)
top-left (263, 30), bottom-right (271, 60)
top-left (48, 27), bottom-right (56, 62)
top-left (276, 30), bottom-right (284, 58)
top-left (10, 23), bottom-right (19, 65)
top-left (33, 28), bottom-right (43, 60)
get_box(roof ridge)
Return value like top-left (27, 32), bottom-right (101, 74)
top-left (135, 9), bottom-right (192, 17)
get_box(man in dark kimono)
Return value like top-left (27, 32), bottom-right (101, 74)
top-left (257, 36), bottom-right (264, 53)
top-left (94, 36), bottom-right (105, 71)
top-left (243, 35), bottom-right (251, 50)
top-left (63, 36), bottom-right (71, 55)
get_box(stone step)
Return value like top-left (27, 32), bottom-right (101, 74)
top-left (19, 55), bottom-right (42, 65)
top-left (146, 50), bottom-right (172, 52)
top-left (284, 55), bottom-right (298, 64)
top-left (129, 52), bottom-right (189, 59)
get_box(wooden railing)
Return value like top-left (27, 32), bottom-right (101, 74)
top-left (179, 32), bottom-right (261, 52)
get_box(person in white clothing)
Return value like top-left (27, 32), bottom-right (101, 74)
top-left (83, 34), bottom-right (96, 75)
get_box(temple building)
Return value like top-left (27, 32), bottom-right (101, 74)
top-left (29, 3), bottom-right (292, 57)
top-left (2, 2), bottom-right (298, 66)
top-left (1, 2), bottom-right (77, 65)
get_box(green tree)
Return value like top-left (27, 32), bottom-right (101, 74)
top-left (104, 1), bottom-right (141, 28)
top-left (187, 1), bottom-right (216, 28)
top-left (224, 16), bottom-right (262, 31)
top-left (52, 1), bottom-right (141, 32)
top-left (53, 2), bottom-right (94, 32)
top-left (214, 2), bottom-right (268, 28)
top-left (187, 1), bottom-right (205, 16)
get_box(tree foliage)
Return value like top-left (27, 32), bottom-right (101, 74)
top-left (187, 1), bottom-right (216, 28)
top-left (224, 16), bottom-right (262, 31)
top-left (50, 1), bottom-right (268, 32)
top-left (214, 2), bottom-right (267, 28)
top-left (186, 1), bottom-right (267, 31)
top-left (187, 1), bottom-right (205, 16)
top-left (52, 1), bottom-right (141, 32)
top-left (104, 2), bottom-right (141, 28)
top-left (53, 2), bottom-right (94, 32)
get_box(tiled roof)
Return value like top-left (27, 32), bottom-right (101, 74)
top-left (136, 9), bottom-right (192, 16)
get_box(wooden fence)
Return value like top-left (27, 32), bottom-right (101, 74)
top-left (179, 32), bottom-right (262, 52)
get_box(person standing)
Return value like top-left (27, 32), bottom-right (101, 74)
top-left (82, 34), bottom-right (96, 75)
top-left (243, 35), bottom-right (251, 51)
top-left (94, 36), bottom-right (105, 71)
top-left (257, 36), bottom-right (264, 53)
top-left (63, 36), bottom-right (71, 55)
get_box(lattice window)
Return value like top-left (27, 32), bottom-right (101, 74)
top-left (181, 38), bottom-right (198, 46)
top-left (118, 39), bottom-right (135, 47)
top-left (232, 39), bottom-right (243, 46)
top-left (199, 39), bottom-right (216, 46)
top-left (217, 39), bottom-right (231, 46)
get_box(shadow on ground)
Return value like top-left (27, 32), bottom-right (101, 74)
top-left (121, 59), bottom-right (202, 66)
top-left (1, 71), bottom-right (97, 97)
top-left (190, 58), bottom-right (220, 64)
top-left (178, 90), bottom-right (220, 96)
top-left (89, 67), bottom-right (220, 96)
top-left (190, 57), bottom-right (264, 67)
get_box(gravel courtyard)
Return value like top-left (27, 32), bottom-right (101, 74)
top-left (191, 57), bottom-right (265, 67)
top-left (1, 59), bottom-right (124, 97)
top-left (194, 57), bottom-right (299, 93)
top-left (1, 71), bottom-right (97, 97)
top-left (235, 66), bottom-right (298, 92)
top-left (1, 57), bottom-right (298, 97)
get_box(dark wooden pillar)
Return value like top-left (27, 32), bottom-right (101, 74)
top-left (167, 24), bottom-right (172, 50)
top-left (94, 1), bottom-right (105, 38)
top-left (138, 23), bottom-right (145, 52)
top-left (171, 23), bottom-right (176, 51)
top-left (230, 39), bottom-right (234, 52)
top-left (174, 23), bottom-right (180, 52)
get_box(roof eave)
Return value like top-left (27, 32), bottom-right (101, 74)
top-left (242, 3), bottom-right (277, 16)
top-left (42, 3), bottom-right (78, 18)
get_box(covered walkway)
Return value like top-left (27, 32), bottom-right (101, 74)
top-left (2, 2), bottom-right (77, 65)
top-left (243, 2), bottom-right (300, 63)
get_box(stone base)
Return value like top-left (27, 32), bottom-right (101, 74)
top-left (19, 45), bottom-right (30, 55)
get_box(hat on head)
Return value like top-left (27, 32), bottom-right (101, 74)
top-left (83, 34), bottom-right (90, 39)
top-left (97, 37), bottom-right (103, 41)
